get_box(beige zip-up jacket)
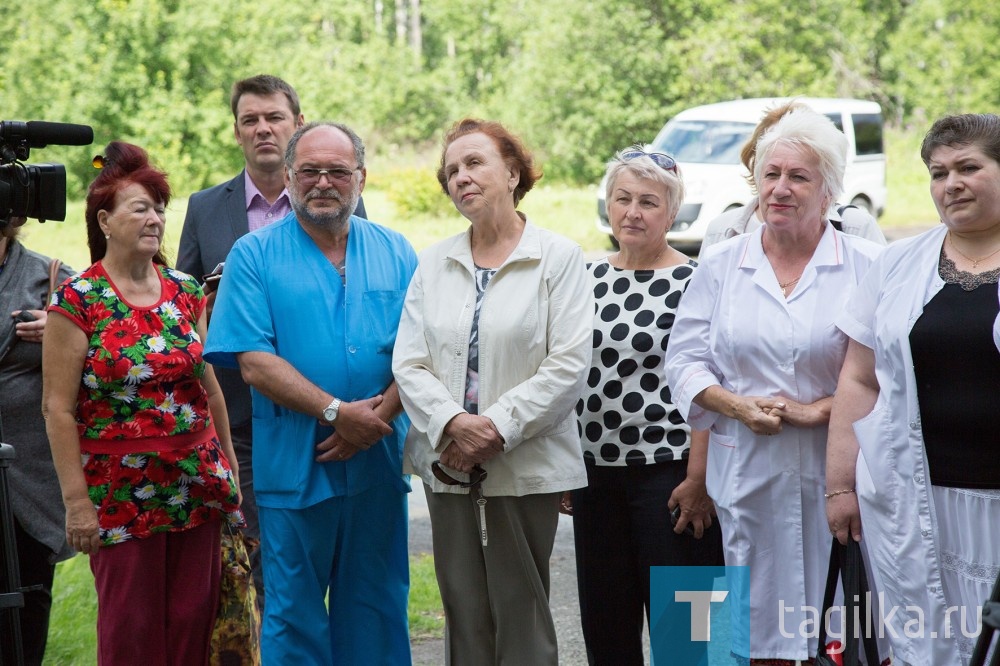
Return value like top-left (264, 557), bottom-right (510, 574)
top-left (392, 221), bottom-right (593, 496)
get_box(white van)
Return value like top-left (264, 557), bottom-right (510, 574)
top-left (595, 97), bottom-right (887, 251)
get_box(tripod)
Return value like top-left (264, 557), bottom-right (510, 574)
top-left (970, 568), bottom-right (1000, 666)
top-left (0, 443), bottom-right (25, 666)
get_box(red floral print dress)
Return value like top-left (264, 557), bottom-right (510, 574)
top-left (49, 261), bottom-right (241, 547)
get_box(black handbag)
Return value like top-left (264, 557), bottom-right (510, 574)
top-left (815, 539), bottom-right (883, 666)
top-left (969, 568), bottom-right (1000, 666)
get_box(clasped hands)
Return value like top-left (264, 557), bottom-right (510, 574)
top-left (732, 394), bottom-right (825, 435)
top-left (438, 413), bottom-right (504, 474)
top-left (314, 395), bottom-right (393, 462)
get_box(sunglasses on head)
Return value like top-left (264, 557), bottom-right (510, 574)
top-left (621, 148), bottom-right (678, 174)
top-left (431, 460), bottom-right (488, 488)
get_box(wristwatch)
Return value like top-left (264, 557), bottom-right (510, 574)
top-left (322, 398), bottom-right (342, 424)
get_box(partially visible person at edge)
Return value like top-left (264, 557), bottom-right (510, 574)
top-left (560, 146), bottom-right (724, 665)
top-left (177, 74), bottom-right (367, 606)
top-left (0, 217), bottom-right (74, 666)
top-left (827, 113), bottom-right (1000, 665)
top-left (392, 118), bottom-right (593, 665)
top-left (41, 142), bottom-right (242, 666)
top-left (664, 108), bottom-right (884, 664)
top-left (204, 121), bottom-right (415, 665)
top-left (699, 100), bottom-right (886, 258)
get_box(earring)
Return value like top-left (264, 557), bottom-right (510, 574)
top-left (105, 234), bottom-right (111, 240)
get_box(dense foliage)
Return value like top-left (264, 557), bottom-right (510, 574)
top-left (1, 0), bottom-right (997, 197)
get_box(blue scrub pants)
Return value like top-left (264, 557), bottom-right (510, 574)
top-left (258, 484), bottom-right (411, 665)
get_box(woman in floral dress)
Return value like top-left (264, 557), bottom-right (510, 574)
top-left (42, 142), bottom-right (241, 666)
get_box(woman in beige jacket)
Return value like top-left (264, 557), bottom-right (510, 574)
top-left (393, 118), bottom-right (593, 665)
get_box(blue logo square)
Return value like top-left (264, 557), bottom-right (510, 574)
top-left (650, 566), bottom-right (750, 665)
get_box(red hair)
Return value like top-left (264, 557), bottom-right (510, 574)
top-left (85, 141), bottom-right (171, 265)
top-left (437, 118), bottom-right (542, 206)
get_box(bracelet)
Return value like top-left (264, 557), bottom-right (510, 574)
top-left (824, 488), bottom-right (855, 499)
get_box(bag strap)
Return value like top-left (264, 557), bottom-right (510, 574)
top-left (817, 538), bottom-right (840, 651)
top-left (819, 539), bottom-right (883, 666)
top-left (46, 258), bottom-right (62, 306)
top-left (831, 203), bottom-right (855, 232)
top-left (855, 545), bottom-right (881, 666)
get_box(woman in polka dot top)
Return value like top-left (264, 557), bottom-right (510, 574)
top-left (562, 146), bottom-right (724, 664)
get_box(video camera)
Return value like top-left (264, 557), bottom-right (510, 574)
top-left (0, 120), bottom-right (94, 228)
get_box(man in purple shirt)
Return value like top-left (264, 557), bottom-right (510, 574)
top-left (177, 75), bottom-right (366, 607)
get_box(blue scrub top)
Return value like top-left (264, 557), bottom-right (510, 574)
top-left (204, 214), bottom-right (417, 509)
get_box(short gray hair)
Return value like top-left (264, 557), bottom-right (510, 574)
top-left (604, 147), bottom-right (685, 221)
top-left (753, 107), bottom-right (847, 203)
top-left (285, 121), bottom-right (365, 169)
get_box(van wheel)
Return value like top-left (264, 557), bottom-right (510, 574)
top-left (849, 196), bottom-right (873, 215)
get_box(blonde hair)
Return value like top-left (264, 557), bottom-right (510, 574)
top-left (741, 101), bottom-right (810, 193)
top-left (753, 107), bottom-right (847, 203)
top-left (604, 148), bottom-right (685, 222)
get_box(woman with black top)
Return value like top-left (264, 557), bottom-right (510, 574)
top-left (562, 146), bottom-right (723, 665)
top-left (828, 113), bottom-right (1000, 665)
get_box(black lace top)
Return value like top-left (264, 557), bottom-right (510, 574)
top-left (908, 249), bottom-right (1000, 488)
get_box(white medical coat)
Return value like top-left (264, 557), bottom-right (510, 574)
top-left (666, 223), bottom-right (882, 659)
top-left (837, 224), bottom-right (1000, 665)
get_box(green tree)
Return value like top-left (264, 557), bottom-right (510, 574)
top-left (2, 0), bottom-right (1000, 196)
top-left (493, 1), bottom-right (686, 182)
top-left (884, 0), bottom-right (1000, 125)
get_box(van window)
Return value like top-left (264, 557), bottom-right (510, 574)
top-left (853, 113), bottom-right (884, 155)
top-left (651, 120), bottom-right (753, 165)
top-left (824, 113), bottom-right (844, 132)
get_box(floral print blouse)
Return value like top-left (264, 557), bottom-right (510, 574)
top-left (49, 261), bottom-right (240, 546)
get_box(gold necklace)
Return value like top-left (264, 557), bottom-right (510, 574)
top-left (948, 231), bottom-right (1000, 269)
top-left (778, 276), bottom-right (801, 296)
top-left (761, 231), bottom-right (805, 296)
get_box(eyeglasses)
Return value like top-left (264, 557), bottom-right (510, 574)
top-left (292, 166), bottom-right (360, 186)
top-left (431, 460), bottom-right (488, 488)
top-left (621, 148), bottom-right (678, 174)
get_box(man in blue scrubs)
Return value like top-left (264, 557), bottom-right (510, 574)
top-left (205, 121), bottom-right (416, 665)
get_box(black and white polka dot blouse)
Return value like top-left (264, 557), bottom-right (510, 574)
top-left (575, 258), bottom-right (697, 466)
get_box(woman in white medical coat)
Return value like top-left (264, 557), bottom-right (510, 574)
top-left (828, 113), bottom-right (1000, 666)
top-left (665, 108), bottom-right (882, 664)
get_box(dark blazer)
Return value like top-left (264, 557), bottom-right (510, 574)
top-left (177, 170), bottom-right (367, 425)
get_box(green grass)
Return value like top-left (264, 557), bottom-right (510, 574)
top-left (44, 557), bottom-right (97, 665)
top-left (42, 553), bottom-right (443, 664)
top-left (880, 126), bottom-right (940, 228)
top-left (407, 553), bottom-right (446, 640)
